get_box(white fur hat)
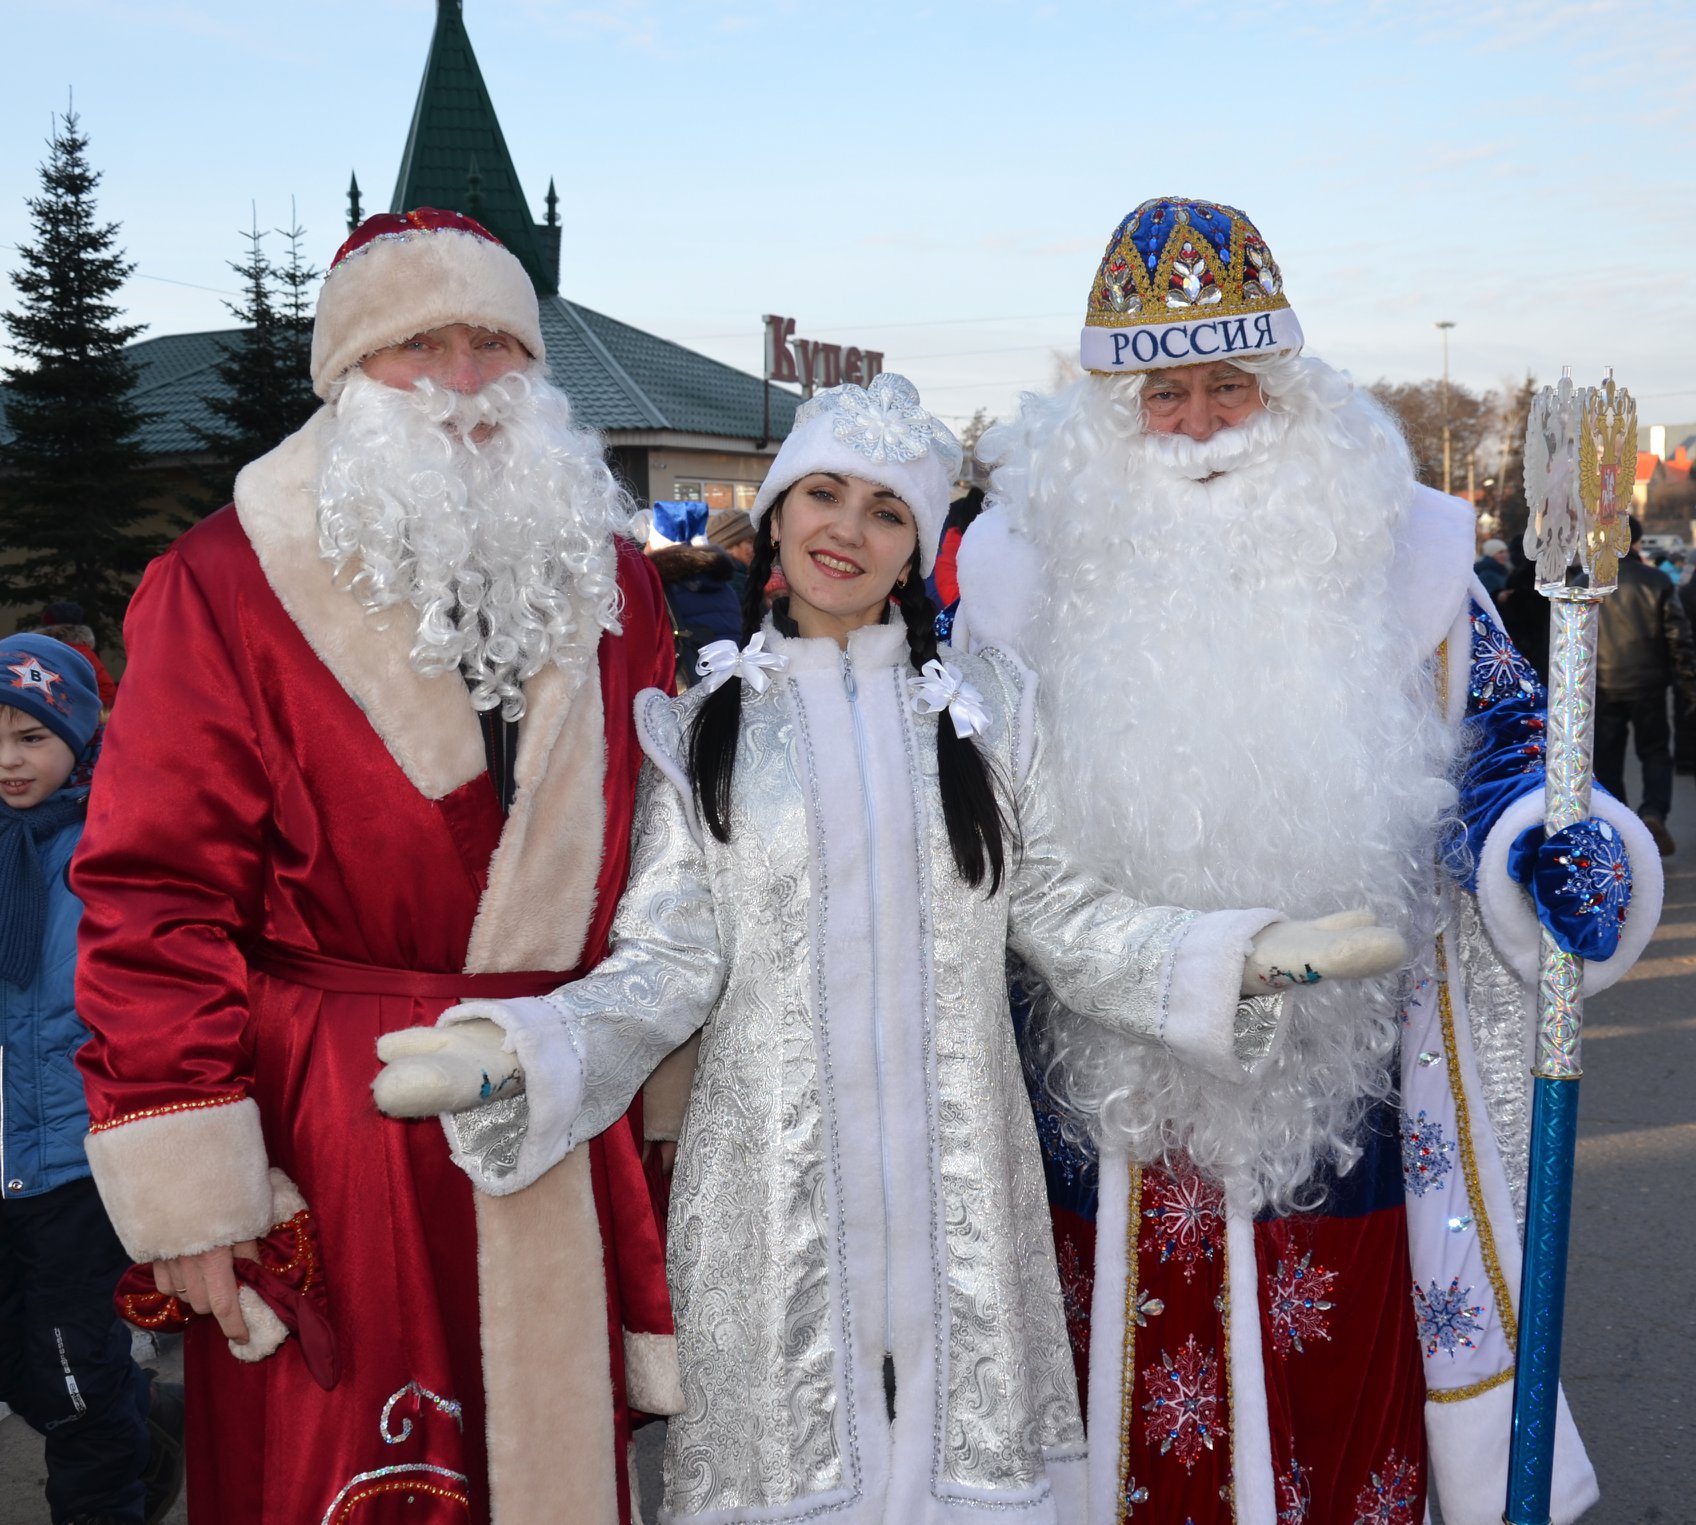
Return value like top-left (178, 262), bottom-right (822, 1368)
top-left (310, 208), bottom-right (545, 400)
top-left (751, 373), bottom-right (961, 576)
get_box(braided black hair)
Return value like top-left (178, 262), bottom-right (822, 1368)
top-left (688, 500), bottom-right (1008, 893)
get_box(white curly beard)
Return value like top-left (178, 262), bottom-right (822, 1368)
top-left (316, 367), bottom-right (633, 720)
top-left (984, 356), bottom-right (1462, 1209)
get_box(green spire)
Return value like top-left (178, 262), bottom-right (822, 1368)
top-left (391, 0), bottom-right (557, 294)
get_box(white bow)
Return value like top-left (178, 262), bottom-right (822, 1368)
top-left (907, 659), bottom-right (990, 739)
top-left (695, 631), bottom-right (789, 694)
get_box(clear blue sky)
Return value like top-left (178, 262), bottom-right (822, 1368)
top-left (3, 0), bottom-right (1692, 432)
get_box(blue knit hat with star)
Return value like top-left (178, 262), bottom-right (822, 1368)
top-left (0, 634), bottom-right (101, 758)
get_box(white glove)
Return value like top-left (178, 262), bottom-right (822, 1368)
top-left (1241, 908), bottom-right (1408, 997)
top-left (372, 1019), bottom-right (523, 1119)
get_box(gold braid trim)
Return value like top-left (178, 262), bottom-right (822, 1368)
top-left (1435, 933), bottom-right (1519, 1347)
top-left (1428, 1365), bottom-right (1517, 1403)
top-left (1117, 1163), bottom-right (1145, 1517)
top-left (86, 1092), bottom-right (247, 1133)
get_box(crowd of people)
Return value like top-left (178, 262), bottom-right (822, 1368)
top-left (0, 198), bottom-right (1672, 1525)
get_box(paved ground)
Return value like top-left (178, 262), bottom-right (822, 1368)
top-left (5, 781), bottom-right (1691, 1524)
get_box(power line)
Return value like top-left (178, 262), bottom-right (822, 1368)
top-left (0, 243), bottom-right (239, 298)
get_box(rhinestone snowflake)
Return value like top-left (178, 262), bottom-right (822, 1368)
top-left (1276, 1456), bottom-right (1312, 1523)
top-left (1055, 1234), bottom-right (1090, 1344)
top-left (1351, 1449), bottom-right (1420, 1523)
top-left (795, 371), bottom-right (963, 476)
top-left (1399, 1109), bottom-right (1456, 1197)
top-left (1266, 1252), bottom-right (1338, 1358)
top-left (1141, 1336), bottom-right (1222, 1471)
top-left (1468, 606), bottom-right (1545, 712)
top-left (1412, 1275), bottom-right (1485, 1358)
top-left (1132, 1287), bottom-right (1166, 1327)
top-left (1141, 1168), bottom-right (1225, 1282)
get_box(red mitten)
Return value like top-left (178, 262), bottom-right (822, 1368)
top-left (114, 1168), bottom-right (339, 1390)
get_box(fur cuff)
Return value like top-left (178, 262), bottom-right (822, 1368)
top-left (1475, 789), bottom-right (1663, 995)
top-left (953, 505), bottom-right (1040, 659)
top-left (440, 997), bottom-right (585, 1196)
top-left (1164, 909), bottom-right (1285, 1080)
top-left (85, 1097), bottom-right (273, 1263)
top-left (1426, 1378), bottom-right (1597, 1525)
top-left (642, 1034), bottom-right (700, 1141)
top-left (623, 1329), bottom-right (684, 1416)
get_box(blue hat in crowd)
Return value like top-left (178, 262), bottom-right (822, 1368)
top-left (648, 500), bottom-right (710, 547)
top-left (0, 634), bottom-right (101, 758)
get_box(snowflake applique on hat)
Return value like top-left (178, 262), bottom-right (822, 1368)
top-left (5, 652), bottom-right (68, 712)
top-left (797, 372), bottom-right (964, 477)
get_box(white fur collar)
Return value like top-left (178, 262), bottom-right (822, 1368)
top-left (956, 486), bottom-right (1475, 660)
top-left (766, 614), bottom-right (910, 675)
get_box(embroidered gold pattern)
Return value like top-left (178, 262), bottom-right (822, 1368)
top-left (1428, 1364), bottom-right (1517, 1403)
top-left (1118, 1162), bottom-right (1146, 1515)
top-left (87, 1093), bottom-right (247, 1133)
top-left (1435, 934), bottom-right (1518, 1347)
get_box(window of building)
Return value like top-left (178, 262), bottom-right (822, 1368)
top-left (674, 479), bottom-right (760, 512)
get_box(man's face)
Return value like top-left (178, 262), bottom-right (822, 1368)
top-left (1141, 361), bottom-right (1264, 441)
top-left (361, 324), bottom-right (529, 399)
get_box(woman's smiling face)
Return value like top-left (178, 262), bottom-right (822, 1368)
top-left (774, 473), bottom-right (919, 645)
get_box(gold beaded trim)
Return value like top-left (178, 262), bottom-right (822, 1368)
top-left (87, 1092), bottom-right (247, 1134)
top-left (1435, 934), bottom-right (1519, 1347)
top-left (1428, 1364), bottom-right (1516, 1404)
top-left (1117, 1162), bottom-right (1146, 1513)
top-left (1219, 1210), bottom-right (1237, 1521)
top-left (332, 1480), bottom-right (469, 1520)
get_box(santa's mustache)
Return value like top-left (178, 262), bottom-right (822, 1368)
top-left (1138, 407), bottom-right (1288, 480)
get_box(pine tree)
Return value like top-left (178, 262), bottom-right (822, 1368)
top-left (0, 110), bottom-right (162, 644)
top-left (184, 207), bottom-right (320, 517)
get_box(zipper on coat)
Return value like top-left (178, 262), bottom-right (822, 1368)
top-left (841, 649), bottom-right (898, 1398)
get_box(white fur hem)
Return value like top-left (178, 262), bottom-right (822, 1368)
top-left (439, 996), bottom-right (585, 1196)
top-left (1224, 1190), bottom-right (1276, 1525)
top-left (84, 1097), bottom-right (274, 1263)
top-left (1475, 788), bottom-right (1663, 995)
top-left (1425, 1379), bottom-right (1598, 1525)
top-left (1164, 908), bottom-right (1284, 1078)
top-left (1085, 1149), bottom-right (1130, 1525)
top-left (624, 1329), bottom-right (684, 1416)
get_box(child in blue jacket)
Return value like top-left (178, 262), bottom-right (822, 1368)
top-left (0, 634), bottom-right (177, 1525)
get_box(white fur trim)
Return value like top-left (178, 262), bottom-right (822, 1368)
top-left (1085, 1149), bottom-right (1130, 1525)
top-left (623, 1329), bottom-right (685, 1416)
top-left (952, 504), bottom-right (1040, 660)
top-left (749, 412), bottom-right (955, 576)
top-left (1224, 1189), bottom-right (1276, 1525)
top-left (439, 996), bottom-right (586, 1196)
top-left (234, 411), bottom-right (487, 800)
top-left (1392, 487), bottom-right (1476, 656)
top-left (464, 661), bottom-right (606, 975)
top-left (476, 1152), bottom-right (619, 1525)
top-left (84, 1097), bottom-right (273, 1263)
top-left (1080, 307), bottom-right (1303, 373)
top-left (1475, 787), bottom-right (1662, 996)
top-left (311, 227), bottom-right (544, 398)
top-left (228, 1286), bottom-right (290, 1365)
top-left (1425, 1379), bottom-right (1598, 1525)
top-left (1163, 909), bottom-right (1285, 1078)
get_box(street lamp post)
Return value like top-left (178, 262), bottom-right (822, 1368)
top-left (1436, 320), bottom-right (1457, 497)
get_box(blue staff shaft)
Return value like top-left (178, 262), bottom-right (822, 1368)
top-left (1505, 595), bottom-right (1595, 1523)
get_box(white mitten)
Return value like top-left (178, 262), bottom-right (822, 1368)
top-left (1241, 908), bottom-right (1408, 996)
top-left (372, 1019), bottom-right (523, 1118)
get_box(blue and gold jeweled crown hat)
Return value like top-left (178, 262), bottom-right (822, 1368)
top-left (1080, 196), bottom-right (1303, 374)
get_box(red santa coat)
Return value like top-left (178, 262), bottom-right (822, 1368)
top-left (74, 408), bottom-right (681, 1525)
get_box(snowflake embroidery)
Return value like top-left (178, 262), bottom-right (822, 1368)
top-left (1132, 1287), bottom-right (1166, 1327)
top-left (1141, 1167), bottom-right (1225, 1282)
top-left (1034, 1105), bottom-right (1096, 1191)
top-left (1412, 1275), bottom-right (1486, 1358)
top-left (1394, 974), bottom-right (1431, 1026)
top-left (1123, 1476), bottom-right (1150, 1514)
top-left (1140, 1336), bottom-right (1222, 1471)
top-left (795, 372), bottom-right (963, 475)
top-left (1266, 1252), bottom-right (1337, 1357)
top-left (1054, 1234), bottom-right (1090, 1343)
top-left (1399, 1109), bottom-right (1456, 1196)
top-left (1468, 606), bottom-right (1544, 712)
top-left (1276, 1456), bottom-right (1312, 1523)
top-left (1351, 1449), bottom-right (1420, 1523)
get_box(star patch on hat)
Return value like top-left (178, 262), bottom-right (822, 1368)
top-left (5, 652), bottom-right (68, 713)
top-left (1080, 197), bottom-right (1303, 374)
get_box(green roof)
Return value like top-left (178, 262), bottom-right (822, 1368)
top-left (0, 305), bottom-right (798, 458)
top-left (393, 0), bottom-right (557, 295)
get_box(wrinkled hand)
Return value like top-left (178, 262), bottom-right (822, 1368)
top-left (373, 1019), bottom-right (523, 1119)
top-left (1242, 909), bottom-right (1409, 996)
top-left (151, 1241), bottom-right (261, 1343)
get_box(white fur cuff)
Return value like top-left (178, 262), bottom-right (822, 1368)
top-left (623, 1329), bottom-right (684, 1416)
top-left (84, 1097), bottom-right (274, 1263)
top-left (439, 996), bottom-right (586, 1195)
top-left (1164, 909), bottom-right (1285, 1079)
top-left (1475, 789), bottom-right (1663, 995)
top-left (1425, 1379), bottom-right (1597, 1525)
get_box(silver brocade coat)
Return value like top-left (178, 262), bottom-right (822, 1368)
top-left (452, 620), bottom-right (1274, 1525)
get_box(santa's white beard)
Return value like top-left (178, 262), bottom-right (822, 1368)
top-left (989, 358), bottom-right (1461, 1209)
top-left (316, 367), bottom-right (632, 719)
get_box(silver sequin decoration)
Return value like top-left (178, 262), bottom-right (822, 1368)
top-left (1458, 897), bottom-right (1535, 1232)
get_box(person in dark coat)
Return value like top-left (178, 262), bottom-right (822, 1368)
top-left (1596, 516), bottom-right (1696, 853)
